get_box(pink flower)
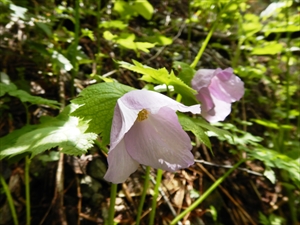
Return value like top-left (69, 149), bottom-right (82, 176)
top-left (104, 90), bottom-right (200, 183)
top-left (191, 68), bottom-right (244, 123)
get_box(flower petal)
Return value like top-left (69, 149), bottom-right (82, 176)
top-left (200, 96), bottom-right (232, 122)
top-left (191, 69), bottom-right (215, 90)
top-left (124, 106), bottom-right (194, 171)
top-left (120, 90), bottom-right (201, 114)
top-left (196, 87), bottom-right (215, 112)
top-left (104, 139), bottom-right (139, 184)
top-left (208, 69), bottom-right (244, 103)
top-left (215, 68), bottom-right (232, 81)
top-left (110, 101), bottom-right (140, 150)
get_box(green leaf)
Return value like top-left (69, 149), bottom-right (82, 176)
top-left (81, 28), bottom-right (95, 41)
top-left (196, 118), bottom-right (232, 139)
top-left (242, 14), bottom-right (262, 38)
top-left (173, 61), bottom-right (196, 85)
top-left (0, 82), bottom-right (17, 97)
top-left (144, 34), bottom-right (173, 46)
top-left (251, 41), bottom-right (283, 55)
top-left (99, 20), bottom-right (127, 30)
top-left (51, 50), bottom-right (73, 71)
top-left (113, 0), bottom-right (135, 19)
top-left (178, 113), bottom-right (212, 151)
top-left (264, 167), bottom-right (276, 184)
top-left (35, 22), bottom-right (52, 38)
top-left (8, 89), bottom-right (60, 108)
top-left (104, 32), bottom-right (155, 53)
top-left (113, 0), bottom-right (153, 20)
top-left (119, 60), bottom-right (197, 100)
top-left (71, 82), bottom-right (135, 145)
top-left (249, 147), bottom-right (300, 186)
top-left (134, 42), bottom-right (156, 53)
top-left (103, 30), bottom-right (117, 41)
top-left (252, 119), bottom-right (293, 130)
top-left (0, 105), bottom-right (97, 159)
top-left (132, 0), bottom-right (153, 20)
top-left (0, 80), bottom-right (60, 108)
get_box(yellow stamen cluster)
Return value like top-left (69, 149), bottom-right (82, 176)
top-left (137, 109), bottom-right (149, 121)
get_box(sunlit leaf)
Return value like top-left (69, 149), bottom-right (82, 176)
top-left (251, 41), bottom-right (283, 55)
top-left (9, 3), bottom-right (27, 19)
top-left (71, 82), bottom-right (135, 145)
top-left (132, 0), bottom-right (153, 20)
top-left (81, 28), bottom-right (95, 41)
top-left (99, 20), bottom-right (127, 30)
top-left (103, 30), bottom-right (117, 40)
top-left (113, 0), bottom-right (134, 19)
top-left (144, 34), bottom-right (173, 46)
top-left (119, 60), bottom-right (197, 100)
top-left (51, 50), bottom-right (73, 71)
top-left (0, 105), bottom-right (97, 159)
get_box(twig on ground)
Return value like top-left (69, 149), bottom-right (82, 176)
top-left (194, 159), bottom-right (264, 177)
top-left (196, 163), bottom-right (256, 225)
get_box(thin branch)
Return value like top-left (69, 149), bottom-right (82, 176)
top-left (194, 159), bottom-right (264, 177)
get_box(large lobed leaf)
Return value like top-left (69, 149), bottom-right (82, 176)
top-left (0, 105), bottom-right (97, 159)
top-left (71, 82), bottom-right (135, 145)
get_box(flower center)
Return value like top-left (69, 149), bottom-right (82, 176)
top-left (137, 109), bottom-right (149, 121)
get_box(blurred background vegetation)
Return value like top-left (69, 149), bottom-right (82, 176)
top-left (0, 0), bottom-right (299, 224)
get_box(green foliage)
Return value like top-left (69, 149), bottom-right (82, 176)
top-left (114, 0), bottom-right (153, 20)
top-left (0, 105), bottom-right (97, 159)
top-left (178, 113), bottom-right (233, 153)
top-left (71, 82), bottom-right (135, 145)
top-left (178, 113), bottom-right (212, 150)
top-left (212, 122), bottom-right (300, 188)
top-left (119, 60), bottom-right (197, 101)
top-left (259, 212), bottom-right (285, 225)
top-left (249, 147), bottom-right (300, 187)
top-left (103, 31), bottom-right (155, 54)
top-left (173, 61), bottom-right (196, 86)
top-left (0, 75), bottom-right (60, 108)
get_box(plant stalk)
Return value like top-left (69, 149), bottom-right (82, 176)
top-left (108, 183), bottom-right (118, 224)
top-left (0, 174), bottom-right (19, 225)
top-left (190, 2), bottom-right (231, 69)
top-left (149, 169), bottom-right (163, 225)
top-left (136, 166), bottom-right (151, 225)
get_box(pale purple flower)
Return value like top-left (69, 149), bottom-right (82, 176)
top-left (104, 90), bottom-right (200, 184)
top-left (191, 68), bottom-right (244, 123)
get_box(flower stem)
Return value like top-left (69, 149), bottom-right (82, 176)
top-left (25, 156), bottom-right (31, 225)
top-left (0, 174), bottom-right (19, 225)
top-left (136, 166), bottom-right (150, 225)
top-left (108, 183), bottom-right (118, 224)
top-left (149, 169), bottom-right (163, 225)
top-left (170, 159), bottom-right (245, 224)
top-left (190, 2), bottom-right (231, 69)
